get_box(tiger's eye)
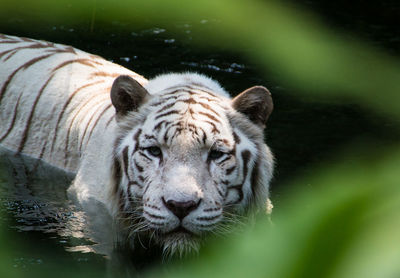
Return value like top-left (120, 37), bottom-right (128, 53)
top-left (147, 146), bottom-right (162, 157)
top-left (208, 150), bottom-right (225, 160)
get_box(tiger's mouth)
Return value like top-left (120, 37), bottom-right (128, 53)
top-left (164, 225), bottom-right (195, 236)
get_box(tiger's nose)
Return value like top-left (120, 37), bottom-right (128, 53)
top-left (162, 197), bottom-right (201, 220)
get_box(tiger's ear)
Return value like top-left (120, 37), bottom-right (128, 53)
top-left (110, 75), bottom-right (150, 117)
top-left (231, 86), bottom-right (273, 128)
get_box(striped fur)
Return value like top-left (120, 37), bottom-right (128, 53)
top-left (0, 34), bottom-right (274, 256)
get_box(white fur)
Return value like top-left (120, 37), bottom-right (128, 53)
top-left (145, 72), bottom-right (230, 98)
top-left (0, 34), bottom-right (274, 255)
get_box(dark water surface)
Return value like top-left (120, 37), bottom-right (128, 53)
top-left (1, 1), bottom-right (399, 275)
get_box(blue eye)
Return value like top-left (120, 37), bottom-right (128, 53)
top-left (146, 146), bottom-right (162, 157)
top-left (208, 150), bottom-right (225, 160)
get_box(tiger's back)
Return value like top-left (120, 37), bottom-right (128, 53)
top-left (0, 34), bottom-right (146, 172)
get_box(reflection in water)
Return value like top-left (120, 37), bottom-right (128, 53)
top-left (0, 146), bottom-right (90, 244)
top-left (0, 146), bottom-right (164, 274)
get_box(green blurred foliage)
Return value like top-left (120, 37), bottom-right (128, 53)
top-left (1, 0), bottom-right (399, 277)
top-left (2, 0), bottom-right (400, 118)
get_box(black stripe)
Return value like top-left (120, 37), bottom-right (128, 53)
top-left (196, 215), bottom-right (220, 221)
top-left (144, 134), bottom-right (156, 140)
top-left (17, 73), bottom-right (55, 153)
top-left (79, 102), bottom-right (112, 152)
top-left (203, 207), bottom-right (221, 212)
top-left (204, 120), bottom-right (220, 134)
top-left (188, 82), bottom-right (214, 92)
top-left (163, 85), bottom-right (218, 98)
top-left (199, 111), bottom-right (220, 123)
top-left (85, 103), bottom-right (113, 146)
top-left (165, 96), bottom-right (222, 118)
top-left (30, 142), bottom-right (47, 173)
top-left (105, 115), bottom-right (115, 128)
top-left (3, 42), bottom-right (55, 61)
top-left (199, 103), bottom-right (221, 118)
top-left (187, 107), bottom-right (194, 116)
top-left (126, 185), bottom-right (134, 204)
top-left (0, 48), bottom-right (16, 59)
top-left (52, 58), bottom-right (96, 71)
top-left (162, 122), bottom-right (184, 143)
top-left (143, 183), bottom-right (151, 195)
top-left (143, 211), bottom-right (165, 220)
top-left (132, 128), bottom-right (142, 153)
top-left (0, 41), bottom-right (53, 59)
top-left (118, 190), bottom-right (126, 211)
top-left (250, 158), bottom-right (260, 199)
top-left (68, 95), bottom-right (109, 152)
top-left (3, 50), bottom-right (20, 61)
top-left (0, 92), bottom-right (22, 141)
top-left (197, 96), bottom-right (220, 103)
top-left (138, 151), bottom-right (152, 161)
top-left (113, 158), bottom-right (122, 196)
top-left (171, 127), bottom-right (183, 140)
top-left (144, 203), bottom-right (161, 210)
top-left (182, 97), bottom-right (197, 105)
top-left (229, 185), bottom-right (244, 204)
top-left (232, 131), bottom-right (241, 144)
top-left (199, 127), bottom-right (207, 144)
top-left (225, 150), bottom-right (252, 205)
top-left (64, 95), bottom-right (108, 165)
top-left (150, 95), bottom-right (179, 106)
top-left (90, 71), bottom-right (120, 79)
top-left (155, 101), bottom-right (176, 113)
top-left (216, 186), bottom-right (225, 199)
top-left (38, 142), bottom-right (46, 161)
top-left (226, 166), bottom-right (236, 175)
top-left (134, 159), bottom-right (144, 172)
top-left (154, 109), bottom-right (181, 120)
top-left (153, 120), bottom-right (165, 131)
top-left (160, 88), bottom-right (188, 97)
top-left (187, 123), bottom-right (200, 137)
top-left (51, 80), bottom-right (105, 153)
top-left (241, 150), bottom-right (251, 181)
top-left (128, 180), bottom-right (143, 189)
top-left (0, 53), bottom-right (54, 105)
top-left (219, 156), bottom-right (231, 164)
top-left (189, 87), bottom-right (219, 97)
top-left (0, 40), bottom-right (20, 44)
top-left (163, 125), bottom-right (173, 143)
top-left (122, 146), bottom-right (129, 176)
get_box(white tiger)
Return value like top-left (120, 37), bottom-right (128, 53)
top-left (0, 34), bottom-right (274, 256)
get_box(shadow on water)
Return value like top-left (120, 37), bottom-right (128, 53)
top-left (0, 1), bottom-right (400, 275)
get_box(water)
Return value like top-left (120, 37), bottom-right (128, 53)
top-left (1, 2), bottom-right (400, 275)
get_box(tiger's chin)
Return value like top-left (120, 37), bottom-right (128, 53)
top-left (158, 231), bottom-right (201, 258)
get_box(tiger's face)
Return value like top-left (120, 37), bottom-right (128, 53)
top-left (110, 74), bottom-right (274, 256)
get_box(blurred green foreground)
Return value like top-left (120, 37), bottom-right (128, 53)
top-left (1, 0), bottom-right (400, 277)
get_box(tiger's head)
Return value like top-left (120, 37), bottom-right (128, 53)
top-left (110, 73), bottom-right (273, 256)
